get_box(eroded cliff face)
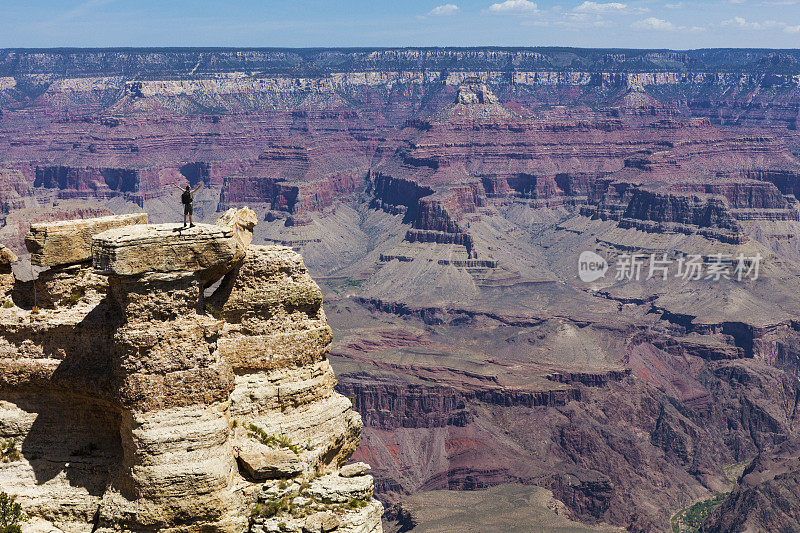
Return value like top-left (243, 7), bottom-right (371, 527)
top-left (6, 47), bottom-right (800, 531)
top-left (702, 436), bottom-right (800, 532)
top-left (0, 212), bottom-right (382, 533)
top-left (6, 48), bottom-right (800, 224)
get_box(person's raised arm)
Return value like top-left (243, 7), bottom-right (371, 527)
top-left (192, 182), bottom-right (204, 193)
top-left (171, 182), bottom-right (185, 191)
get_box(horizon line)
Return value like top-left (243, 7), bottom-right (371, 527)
top-left (3, 46), bottom-right (800, 52)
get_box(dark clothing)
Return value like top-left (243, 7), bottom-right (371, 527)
top-left (181, 190), bottom-right (193, 215)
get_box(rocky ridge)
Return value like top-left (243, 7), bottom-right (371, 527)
top-left (0, 211), bottom-right (382, 533)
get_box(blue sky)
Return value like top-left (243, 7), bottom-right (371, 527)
top-left (2, 0), bottom-right (800, 49)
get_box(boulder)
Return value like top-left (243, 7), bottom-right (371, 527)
top-left (92, 223), bottom-right (236, 277)
top-left (0, 245), bottom-right (17, 296)
top-left (235, 438), bottom-right (304, 481)
top-left (0, 245), bottom-right (16, 275)
top-left (0, 245), bottom-right (17, 266)
top-left (14, 264), bottom-right (107, 309)
top-left (203, 207), bottom-right (258, 284)
top-left (26, 213), bottom-right (147, 267)
top-left (216, 207), bottom-right (257, 262)
top-left (303, 512), bottom-right (339, 533)
top-left (339, 462), bottom-right (371, 478)
top-left (309, 474), bottom-right (373, 503)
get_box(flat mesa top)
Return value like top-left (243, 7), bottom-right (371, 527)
top-left (92, 223), bottom-right (236, 276)
top-left (94, 223), bottom-right (233, 244)
top-left (30, 213), bottom-right (145, 231)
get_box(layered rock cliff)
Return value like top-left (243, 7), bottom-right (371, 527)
top-left (702, 436), bottom-right (800, 532)
top-left (0, 212), bottom-right (382, 533)
top-left (5, 46), bottom-right (800, 531)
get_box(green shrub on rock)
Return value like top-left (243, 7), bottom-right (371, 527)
top-left (0, 492), bottom-right (22, 533)
top-left (0, 440), bottom-right (20, 463)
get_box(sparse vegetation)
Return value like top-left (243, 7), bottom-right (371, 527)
top-left (328, 278), bottom-right (364, 295)
top-left (247, 423), bottom-right (302, 455)
top-left (251, 495), bottom-right (293, 518)
top-left (723, 461), bottom-right (748, 484)
top-left (1, 301), bottom-right (13, 309)
top-left (67, 287), bottom-right (85, 306)
top-left (348, 498), bottom-right (368, 509)
top-left (0, 440), bottom-right (20, 463)
top-left (671, 493), bottom-right (728, 533)
top-left (205, 303), bottom-right (223, 320)
top-left (249, 475), bottom-right (372, 527)
top-left (0, 492), bottom-right (22, 533)
top-left (30, 306), bottom-right (39, 315)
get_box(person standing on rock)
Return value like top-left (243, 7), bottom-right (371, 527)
top-left (172, 182), bottom-right (203, 227)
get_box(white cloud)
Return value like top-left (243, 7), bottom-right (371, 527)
top-left (664, 2), bottom-right (683, 7)
top-left (722, 16), bottom-right (800, 32)
top-left (554, 17), bottom-right (614, 29)
top-left (632, 17), bottom-right (678, 30)
top-left (429, 3), bottom-right (460, 16)
top-left (488, 0), bottom-right (540, 14)
top-left (722, 16), bottom-right (781, 29)
top-left (572, 1), bottom-right (647, 15)
top-left (630, 16), bottom-right (704, 31)
top-left (574, 2), bottom-right (627, 13)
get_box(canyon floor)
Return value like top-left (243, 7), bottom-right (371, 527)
top-left (3, 48), bottom-right (800, 531)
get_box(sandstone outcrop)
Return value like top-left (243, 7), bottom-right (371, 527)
top-left (26, 213), bottom-right (147, 267)
top-left (92, 223), bottom-right (236, 277)
top-left (0, 244), bottom-right (16, 271)
top-left (210, 207), bottom-right (258, 282)
top-left (5, 46), bottom-right (800, 532)
top-left (0, 213), bottom-right (382, 533)
top-left (618, 188), bottom-right (746, 243)
top-left (216, 207), bottom-right (258, 260)
top-left (207, 245), bottom-right (364, 476)
top-left (0, 245), bottom-right (15, 295)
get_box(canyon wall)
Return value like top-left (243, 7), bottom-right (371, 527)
top-left (4, 47), bottom-right (800, 532)
top-left (0, 212), bottom-right (382, 533)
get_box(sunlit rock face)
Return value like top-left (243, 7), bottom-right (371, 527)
top-left (5, 47), bottom-right (800, 532)
top-left (0, 212), bottom-right (382, 533)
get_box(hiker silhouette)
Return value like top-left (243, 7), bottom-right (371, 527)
top-left (172, 182), bottom-right (203, 227)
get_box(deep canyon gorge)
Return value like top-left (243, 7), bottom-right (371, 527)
top-left (1, 48), bottom-right (800, 532)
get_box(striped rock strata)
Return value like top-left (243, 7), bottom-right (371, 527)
top-left (26, 213), bottom-right (148, 267)
top-left (0, 212), bottom-right (381, 533)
